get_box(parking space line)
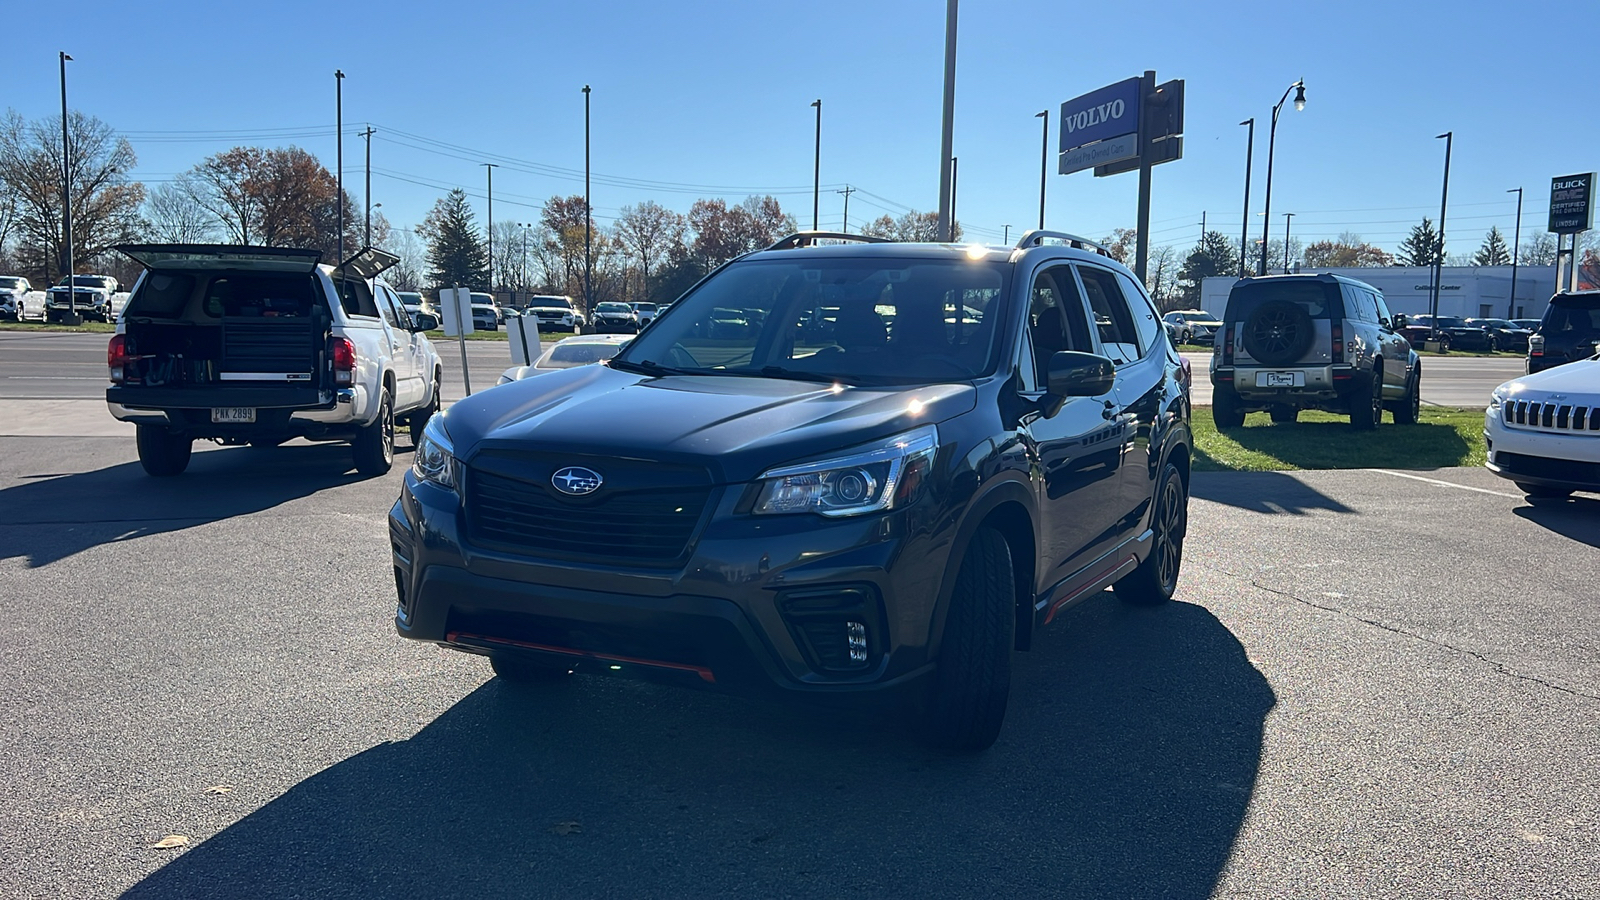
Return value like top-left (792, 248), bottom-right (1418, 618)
top-left (1372, 469), bottom-right (1520, 498)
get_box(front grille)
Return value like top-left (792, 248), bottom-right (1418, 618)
top-left (1505, 400), bottom-right (1600, 435)
top-left (466, 466), bottom-right (711, 566)
top-left (1496, 452), bottom-right (1600, 485)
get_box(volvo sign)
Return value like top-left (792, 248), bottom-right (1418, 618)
top-left (1549, 173), bottom-right (1595, 235)
top-left (1058, 78), bottom-right (1141, 175)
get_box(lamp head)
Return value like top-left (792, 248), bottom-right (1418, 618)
top-left (1293, 83), bottom-right (1306, 111)
top-left (1035, 110), bottom-right (1047, 119)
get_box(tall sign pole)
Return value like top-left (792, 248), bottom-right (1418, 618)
top-left (1239, 118), bottom-right (1254, 277)
top-left (1507, 187), bottom-right (1523, 319)
top-left (934, 0), bottom-right (958, 242)
top-left (1429, 132), bottom-right (1452, 337)
top-left (1134, 70), bottom-right (1156, 281)
top-left (60, 52), bottom-right (76, 321)
top-left (335, 70), bottom-right (344, 261)
top-left (811, 99), bottom-right (822, 231)
top-left (1035, 110), bottom-right (1048, 230)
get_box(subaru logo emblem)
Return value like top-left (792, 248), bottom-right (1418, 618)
top-left (552, 466), bottom-right (603, 496)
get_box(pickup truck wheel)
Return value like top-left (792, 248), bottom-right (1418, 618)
top-left (1348, 368), bottom-right (1383, 431)
top-left (1212, 387), bottom-right (1246, 429)
top-left (925, 527), bottom-right (1014, 753)
top-left (353, 389), bottom-right (394, 477)
top-left (1394, 367), bottom-right (1422, 425)
top-left (490, 652), bottom-right (572, 684)
top-left (136, 425), bottom-right (192, 477)
top-left (1114, 464), bottom-right (1188, 606)
top-left (1269, 405), bottom-right (1299, 424)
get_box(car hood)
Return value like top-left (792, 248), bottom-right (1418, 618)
top-left (443, 365), bottom-right (976, 483)
top-left (529, 306), bottom-right (573, 314)
top-left (1504, 359), bottom-right (1600, 399)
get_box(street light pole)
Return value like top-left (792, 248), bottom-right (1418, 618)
top-left (1239, 118), bottom-right (1254, 278)
top-left (583, 85), bottom-right (591, 316)
top-left (335, 70), bottom-right (344, 261)
top-left (1282, 213), bottom-right (1295, 271)
top-left (1258, 79), bottom-right (1306, 275)
top-left (949, 157), bottom-right (958, 234)
top-left (361, 126), bottom-right (374, 247)
top-left (482, 163), bottom-right (497, 293)
top-left (811, 99), bottom-right (821, 231)
top-left (59, 51), bottom-right (75, 320)
top-left (934, 0), bottom-right (958, 242)
top-left (1035, 110), bottom-right (1048, 230)
top-left (1429, 131), bottom-right (1453, 339)
top-left (1507, 187), bottom-right (1524, 319)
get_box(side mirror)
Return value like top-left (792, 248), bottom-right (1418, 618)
top-left (1046, 351), bottom-right (1116, 398)
top-left (1391, 314), bottom-right (1407, 331)
top-left (411, 312), bottom-right (439, 332)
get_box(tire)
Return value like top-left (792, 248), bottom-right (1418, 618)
top-left (1242, 300), bottom-right (1316, 365)
top-left (136, 425), bottom-right (192, 477)
top-left (925, 527), bottom-right (1015, 753)
top-left (1269, 405), bottom-right (1299, 424)
top-left (1213, 387), bottom-right (1246, 429)
top-left (353, 387), bottom-right (395, 477)
top-left (1348, 367), bottom-right (1383, 431)
top-left (1394, 366), bottom-right (1422, 425)
top-left (490, 652), bottom-right (572, 683)
top-left (1517, 483), bottom-right (1572, 500)
top-left (410, 371), bottom-right (441, 441)
top-left (1114, 464), bottom-right (1188, 606)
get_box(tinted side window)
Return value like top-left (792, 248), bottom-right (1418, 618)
top-left (1114, 271), bottom-right (1165, 353)
top-left (1371, 290), bottom-right (1393, 325)
top-left (1076, 265), bottom-right (1141, 364)
top-left (1024, 266), bottom-right (1092, 386)
top-left (126, 273), bottom-right (195, 318)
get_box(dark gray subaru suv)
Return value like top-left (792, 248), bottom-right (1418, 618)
top-left (389, 232), bottom-right (1193, 750)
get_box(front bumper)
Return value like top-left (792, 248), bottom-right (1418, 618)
top-left (390, 472), bottom-right (946, 700)
top-left (1484, 410), bottom-right (1600, 491)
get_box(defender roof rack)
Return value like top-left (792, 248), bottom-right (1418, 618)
top-left (1013, 230), bottom-right (1109, 256)
top-left (765, 231), bottom-right (893, 251)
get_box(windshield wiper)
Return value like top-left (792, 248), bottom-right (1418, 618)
top-left (607, 357), bottom-right (688, 377)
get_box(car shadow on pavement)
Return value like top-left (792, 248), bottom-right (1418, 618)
top-left (1513, 494), bottom-right (1600, 549)
top-left (122, 593), bottom-right (1274, 900)
top-left (0, 442), bottom-right (387, 568)
top-left (1190, 470), bottom-right (1355, 515)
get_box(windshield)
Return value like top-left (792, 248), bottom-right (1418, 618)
top-left (1434, 317), bottom-right (1468, 328)
top-left (617, 255), bottom-right (1012, 386)
top-left (58, 276), bottom-right (111, 288)
top-left (0, 277), bottom-right (24, 290)
top-left (541, 340), bottom-right (625, 367)
top-left (1544, 296), bottom-right (1600, 334)
top-left (596, 303), bottom-right (632, 313)
top-left (633, 303), bottom-right (657, 312)
top-left (1227, 281), bottom-right (1338, 320)
top-left (534, 298), bottom-right (572, 309)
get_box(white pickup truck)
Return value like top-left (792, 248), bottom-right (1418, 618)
top-left (106, 244), bottom-right (442, 478)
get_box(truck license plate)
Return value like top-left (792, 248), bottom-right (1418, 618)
top-left (211, 407), bottom-right (256, 423)
top-left (1258, 372), bottom-right (1302, 388)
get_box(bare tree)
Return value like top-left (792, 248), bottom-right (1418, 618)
top-left (491, 220), bottom-right (526, 292)
top-left (144, 177), bottom-right (215, 242)
top-left (0, 110), bottom-right (145, 281)
top-left (379, 225), bottom-right (426, 292)
top-left (615, 200), bottom-right (686, 302)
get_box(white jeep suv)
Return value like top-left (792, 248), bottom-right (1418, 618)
top-left (1485, 354), bottom-right (1600, 498)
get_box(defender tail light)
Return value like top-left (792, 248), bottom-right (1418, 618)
top-left (1222, 324), bottom-right (1235, 365)
top-left (1331, 322), bottom-right (1345, 364)
top-left (107, 334), bottom-right (127, 383)
top-left (330, 336), bottom-right (356, 386)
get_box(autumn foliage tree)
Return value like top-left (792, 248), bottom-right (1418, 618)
top-left (861, 210), bottom-right (960, 243)
top-left (176, 146), bottom-right (355, 259)
top-left (1302, 232), bottom-right (1395, 268)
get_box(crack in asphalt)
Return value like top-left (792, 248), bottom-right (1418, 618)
top-left (1213, 564), bottom-right (1600, 704)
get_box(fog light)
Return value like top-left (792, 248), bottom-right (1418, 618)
top-left (847, 621), bottom-right (868, 662)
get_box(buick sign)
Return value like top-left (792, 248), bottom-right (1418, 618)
top-left (1549, 173), bottom-right (1595, 235)
top-left (1059, 78), bottom-right (1141, 175)
top-left (552, 466), bottom-right (603, 496)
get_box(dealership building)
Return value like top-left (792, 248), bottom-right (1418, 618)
top-left (1199, 265), bottom-right (1559, 320)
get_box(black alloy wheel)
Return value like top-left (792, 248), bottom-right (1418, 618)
top-left (1394, 367), bottom-right (1422, 425)
top-left (353, 389), bottom-right (395, 477)
top-left (1242, 301), bottom-right (1315, 366)
top-left (1115, 463), bottom-right (1188, 606)
top-left (1349, 367), bottom-right (1384, 431)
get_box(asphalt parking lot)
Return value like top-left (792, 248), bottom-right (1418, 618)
top-left (2, 334), bottom-right (1596, 899)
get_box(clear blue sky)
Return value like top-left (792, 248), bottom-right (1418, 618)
top-left (9, 0), bottom-right (1594, 256)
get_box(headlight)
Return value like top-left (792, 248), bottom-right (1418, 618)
top-left (753, 425), bottom-right (938, 517)
top-left (1489, 384), bottom-right (1511, 412)
top-left (411, 416), bottom-right (458, 489)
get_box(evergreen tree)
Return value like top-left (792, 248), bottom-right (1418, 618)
top-left (1176, 230), bottom-right (1240, 304)
top-left (418, 188), bottom-right (490, 291)
top-left (1472, 226), bottom-right (1511, 266)
top-left (1397, 217), bottom-right (1443, 267)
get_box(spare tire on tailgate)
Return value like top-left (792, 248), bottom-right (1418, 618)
top-left (1242, 300), bottom-right (1315, 365)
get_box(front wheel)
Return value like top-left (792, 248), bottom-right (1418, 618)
top-left (925, 527), bottom-right (1015, 753)
top-left (1349, 368), bottom-right (1383, 431)
top-left (353, 388), bottom-right (394, 477)
top-left (136, 425), bottom-right (192, 477)
top-left (1394, 367), bottom-right (1422, 425)
top-left (1115, 464), bottom-right (1188, 606)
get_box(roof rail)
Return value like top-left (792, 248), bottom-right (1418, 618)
top-left (1013, 229), bottom-right (1109, 256)
top-left (765, 231), bottom-right (893, 251)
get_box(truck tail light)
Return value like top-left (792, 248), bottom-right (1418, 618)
top-left (330, 336), bottom-right (356, 386)
top-left (1331, 322), bottom-right (1345, 364)
top-left (1221, 324), bottom-right (1235, 365)
top-left (1529, 334), bottom-right (1544, 357)
top-left (107, 334), bottom-right (127, 383)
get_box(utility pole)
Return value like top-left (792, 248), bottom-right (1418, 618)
top-left (1200, 210), bottom-right (1206, 246)
top-left (583, 85), bottom-right (592, 316)
top-left (1035, 110), bottom-right (1048, 230)
top-left (1003, 224), bottom-right (1011, 243)
top-left (1507, 187), bottom-right (1524, 319)
top-left (811, 99), bottom-right (821, 231)
top-left (1239, 118), bottom-right (1254, 278)
top-left (59, 52), bottom-right (76, 322)
top-left (836, 185), bottom-right (856, 232)
top-left (482, 163), bottom-right (498, 293)
top-left (361, 126), bottom-right (374, 247)
top-left (335, 70), bottom-right (344, 261)
top-left (935, 0), bottom-right (958, 241)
